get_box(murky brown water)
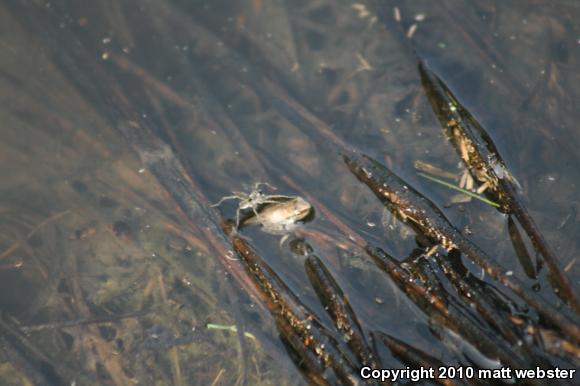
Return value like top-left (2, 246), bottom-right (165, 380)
top-left (0, 1), bottom-right (579, 385)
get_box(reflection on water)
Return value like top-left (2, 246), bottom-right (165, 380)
top-left (0, 1), bottom-right (579, 384)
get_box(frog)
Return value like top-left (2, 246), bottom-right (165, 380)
top-left (242, 196), bottom-right (313, 235)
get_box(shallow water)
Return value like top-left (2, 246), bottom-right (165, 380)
top-left (0, 1), bottom-right (579, 385)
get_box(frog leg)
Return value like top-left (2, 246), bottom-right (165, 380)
top-left (279, 234), bottom-right (291, 248)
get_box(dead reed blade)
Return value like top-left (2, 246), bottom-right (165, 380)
top-left (418, 60), bottom-right (580, 313)
top-left (344, 152), bottom-right (580, 343)
top-left (231, 236), bottom-right (363, 386)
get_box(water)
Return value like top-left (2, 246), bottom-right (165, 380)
top-left (0, 1), bottom-right (579, 385)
